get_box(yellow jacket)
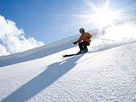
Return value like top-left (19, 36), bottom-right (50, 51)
top-left (77, 32), bottom-right (92, 45)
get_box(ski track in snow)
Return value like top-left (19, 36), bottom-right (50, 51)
top-left (0, 42), bottom-right (136, 102)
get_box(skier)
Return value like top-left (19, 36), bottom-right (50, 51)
top-left (73, 28), bottom-right (92, 54)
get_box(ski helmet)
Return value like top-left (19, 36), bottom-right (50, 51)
top-left (79, 28), bottom-right (85, 33)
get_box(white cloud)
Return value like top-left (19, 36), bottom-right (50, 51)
top-left (0, 44), bottom-right (9, 56)
top-left (0, 15), bottom-right (44, 56)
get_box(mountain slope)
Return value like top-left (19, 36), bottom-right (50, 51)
top-left (0, 35), bottom-right (79, 67)
top-left (0, 41), bottom-right (136, 102)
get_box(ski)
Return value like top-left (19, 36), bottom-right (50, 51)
top-left (63, 52), bottom-right (87, 57)
top-left (63, 53), bottom-right (79, 57)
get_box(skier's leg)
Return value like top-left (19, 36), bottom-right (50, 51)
top-left (77, 42), bottom-right (84, 54)
top-left (78, 42), bottom-right (84, 51)
top-left (82, 42), bottom-right (88, 53)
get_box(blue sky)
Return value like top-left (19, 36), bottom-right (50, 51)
top-left (0, 0), bottom-right (136, 44)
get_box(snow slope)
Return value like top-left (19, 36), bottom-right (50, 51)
top-left (1, 21), bottom-right (136, 102)
top-left (0, 29), bottom-right (98, 67)
top-left (0, 38), bottom-right (136, 102)
top-left (0, 35), bottom-right (79, 67)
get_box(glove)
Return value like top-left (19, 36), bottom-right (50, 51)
top-left (73, 41), bottom-right (77, 44)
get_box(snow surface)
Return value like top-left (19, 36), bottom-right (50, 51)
top-left (0, 35), bottom-right (78, 67)
top-left (1, 21), bottom-right (136, 101)
top-left (0, 40), bottom-right (136, 102)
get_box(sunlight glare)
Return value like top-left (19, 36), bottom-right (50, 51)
top-left (90, 8), bottom-right (118, 28)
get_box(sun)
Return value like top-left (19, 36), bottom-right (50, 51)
top-left (90, 7), bottom-right (118, 28)
top-left (75, 0), bottom-right (121, 29)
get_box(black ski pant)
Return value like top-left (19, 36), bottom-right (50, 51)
top-left (78, 41), bottom-right (88, 51)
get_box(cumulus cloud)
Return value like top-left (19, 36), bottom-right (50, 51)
top-left (0, 15), bottom-right (44, 56)
top-left (0, 44), bottom-right (9, 56)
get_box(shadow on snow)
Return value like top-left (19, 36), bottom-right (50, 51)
top-left (2, 54), bottom-right (83, 102)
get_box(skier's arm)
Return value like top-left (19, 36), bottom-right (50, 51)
top-left (73, 35), bottom-right (83, 44)
top-left (76, 35), bottom-right (84, 43)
